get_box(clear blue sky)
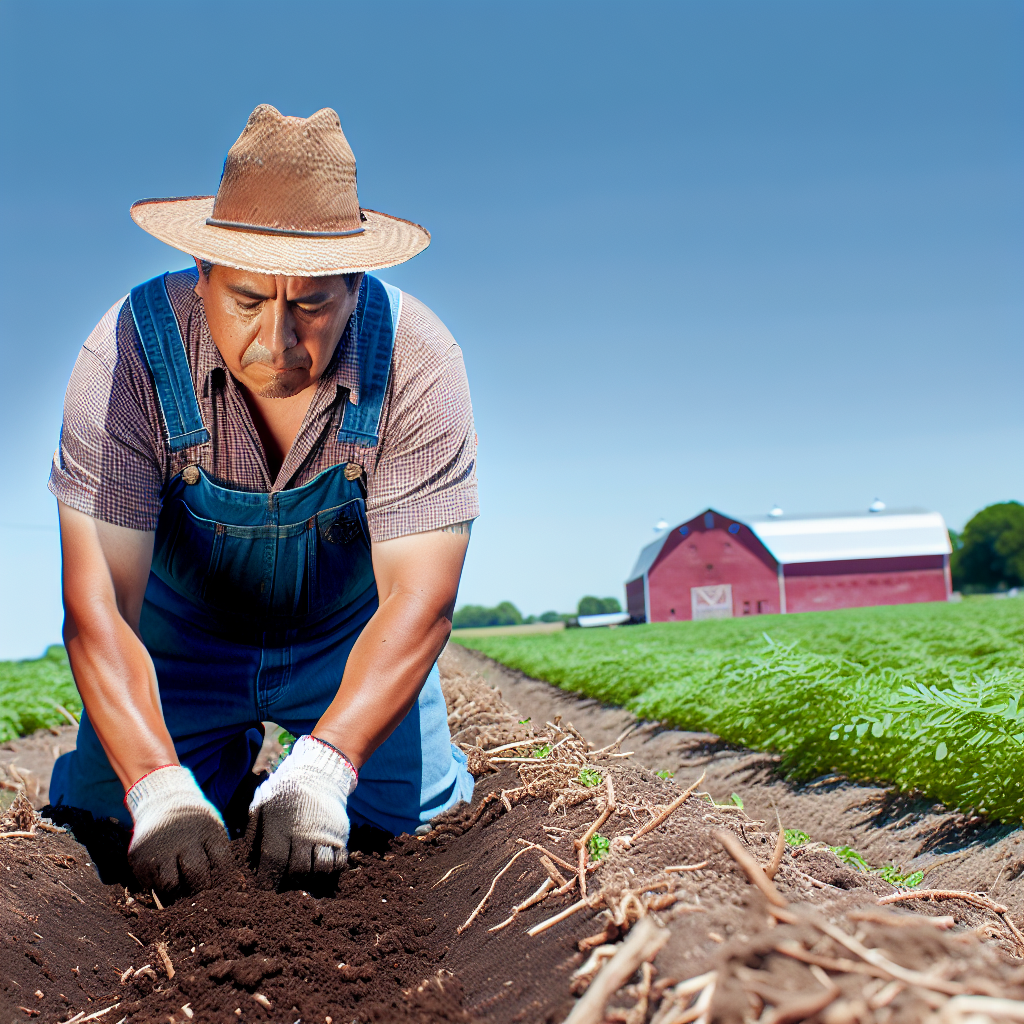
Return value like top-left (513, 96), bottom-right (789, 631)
top-left (0, 0), bottom-right (1021, 658)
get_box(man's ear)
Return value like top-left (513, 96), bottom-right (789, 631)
top-left (193, 257), bottom-right (209, 299)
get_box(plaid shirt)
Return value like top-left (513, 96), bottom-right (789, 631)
top-left (49, 270), bottom-right (478, 541)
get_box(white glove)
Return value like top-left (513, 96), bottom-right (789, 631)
top-left (245, 735), bottom-right (358, 889)
top-left (125, 764), bottom-right (230, 895)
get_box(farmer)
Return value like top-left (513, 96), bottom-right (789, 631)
top-left (48, 105), bottom-right (477, 894)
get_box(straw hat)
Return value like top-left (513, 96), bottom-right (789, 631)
top-left (131, 104), bottom-right (430, 277)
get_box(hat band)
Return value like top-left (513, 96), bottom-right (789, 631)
top-left (205, 217), bottom-right (365, 238)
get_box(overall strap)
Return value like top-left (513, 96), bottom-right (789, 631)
top-left (129, 271), bottom-right (210, 452)
top-left (337, 274), bottom-right (401, 447)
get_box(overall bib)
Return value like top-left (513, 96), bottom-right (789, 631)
top-left (51, 271), bottom-right (473, 835)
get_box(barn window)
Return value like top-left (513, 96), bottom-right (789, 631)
top-left (704, 513), bottom-right (715, 529)
top-left (743, 601), bottom-right (751, 615)
top-left (728, 524), bottom-right (739, 534)
top-left (679, 526), bottom-right (689, 536)
top-left (757, 601), bottom-right (768, 614)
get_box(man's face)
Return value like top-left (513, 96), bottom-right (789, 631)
top-left (194, 263), bottom-right (362, 399)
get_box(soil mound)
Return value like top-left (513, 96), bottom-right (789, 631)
top-left (4, 663), bottom-right (1024, 1023)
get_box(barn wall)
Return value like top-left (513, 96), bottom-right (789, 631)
top-left (784, 568), bottom-right (949, 612)
top-left (648, 527), bottom-right (779, 622)
top-left (626, 578), bottom-right (647, 621)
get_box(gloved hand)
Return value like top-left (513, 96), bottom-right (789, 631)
top-left (125, 764), bottom-right (231, 895)
top-left (245, 735), bottom-right (357, 889)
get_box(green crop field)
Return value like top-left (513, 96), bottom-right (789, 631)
top-left (0, 645), bottom-right (81, 743)
top-left (453, 597), bottom-right (1024, 823)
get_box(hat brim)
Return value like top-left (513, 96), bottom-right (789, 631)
top-left (130, 197), bottom-right (430, 277)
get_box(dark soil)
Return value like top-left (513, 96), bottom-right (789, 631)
top-left (5, 654), bottom-right (1024, 1023)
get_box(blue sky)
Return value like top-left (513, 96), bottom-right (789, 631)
top-left (0, 0), bottom-right (1021, 658)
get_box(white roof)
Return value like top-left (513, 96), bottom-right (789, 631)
top-left (749, 510), bottom-right (951, 564)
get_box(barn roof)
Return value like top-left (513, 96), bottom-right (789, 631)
top-left (748, 508), bottom-right (951, 564)
top-left (627, 507), bottom-right (951, 581)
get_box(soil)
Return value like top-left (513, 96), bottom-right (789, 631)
top-left (3, 647), bottom-right (1024, 1024)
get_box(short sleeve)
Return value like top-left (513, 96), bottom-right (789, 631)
top-left (364, 294), bottom-right (479, 541)
top-left (47, 299), bottom-right (166, 531)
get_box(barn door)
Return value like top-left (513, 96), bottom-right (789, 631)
top-left (691, 584), bottom-right (733, 620)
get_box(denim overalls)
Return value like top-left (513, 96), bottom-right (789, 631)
top-left (51, 270), bottom-right (473, 835)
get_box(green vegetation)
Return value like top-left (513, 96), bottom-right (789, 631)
top-left (588, 833), bottom-right (611, 860)
top-left (952, 501), bottom-right (1024, 593)
top-left (578, 596), bottom-right (623, 616)
top-left (578, 768), bottom-right (602, 787)
top-left (0, 645), bottom-right (81, 743)
top-left (453, 597), bottom-right (1024, 822)
top-left (784, 829), bottom-right (810, 846)
top-left (452, 601), bottom-right (525, 629)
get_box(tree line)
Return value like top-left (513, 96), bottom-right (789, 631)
top-left (452, 595), bottom-right (622, 630)
top-left (950, 501), bottom-right (1024, 594)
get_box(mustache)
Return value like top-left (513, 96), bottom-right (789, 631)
top-left (240, 340), bottom-right (309, 372)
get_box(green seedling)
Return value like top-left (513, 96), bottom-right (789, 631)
top-left (829, 845), bottom-right (870, 872)
top-left (588, 833), bottom-right (610, 861)
top-left (578, 768), bottom-right (602, 787)
top-left (518, 718), bottom-right (531, 725)
top-left (532, 744), bottom-right (552, 758)
top-left (730, 793), bottom-right (744, 808)
top-left (875, 865), bottom-right (924, 888)
top-left (655, 769), bottom-right (674, 780)
top-left (784, 829), bottom-right (810, 846)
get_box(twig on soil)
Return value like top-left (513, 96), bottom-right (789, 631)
top-left (714, 830), bottom-right (787, 908)
top-left (578, 844), bottom-right (588, 900)
top-left (765, 811), bottom-right (786, 881)
top-left (79, 1004), bottom-right (120, 1022)
top-left (563, 917), bottom-right (669, 1024)
top-left (35, 821), bottom-right (66, 834)
top-left (620, 770), bottom-right (706, 848)
top-left (878, 888), bottom-right (1008, 914)
top-left (625, 961), bottom-right (654, 1024)
top-left (155, 940), bottom-right (174, 979)
top-left (936, 996), bottom-right (1024, 1021)
top-left (812, 916), bottom-right (968, 996)
top-left (430, 863), bottom-right (467, 888)
top-left (649, 972), bottom-right (717, 1024)
top-left (457, 846), bottom-right (533, 933)
top-left (0, 831), bottom-right (37, 839)
top-left (664, 861), bottom-right (709, 873)
top-left (528, 897), bottom-right (592, 937)
top-left (126, 932), bottom-right (144, 947)
top-left (51, 703), bottom-right (79, 727)
top-left (482, 737), bottom-right (551, 754)
top-left (488, 878), bottom-right (556, 932)
top-left (847, 908), bottom-right (954, 930)
top-left (251, 994), bottom-right (272, 1010)
top-left (759, 968), bottom-right (839, 1024)
top-left (514, 838), bottom-right (579, 874)
top-left (150, 889), bottom-right (164, 911)
top-left (540, 854), bottom-right (569, 887)
top-left (587, 725), bottom-right (637, 758)
top-left (57, 879), bottom-right (85, 903)
top-left (774, 940), bottom-right (891, 979)
top-left (780, 863), bottom-right (844, 892)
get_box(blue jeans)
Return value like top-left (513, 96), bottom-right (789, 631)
top-left (50, 576), bottom-right (473, 834)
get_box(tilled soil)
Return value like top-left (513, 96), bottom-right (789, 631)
top-left (4, 654), bottom-right (1024, 1023)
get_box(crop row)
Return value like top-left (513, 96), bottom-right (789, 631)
top-left (454, 597), bottom-right (1024, 822)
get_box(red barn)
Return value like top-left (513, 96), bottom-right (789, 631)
top-left (626, 508), bottom-right (952, 622)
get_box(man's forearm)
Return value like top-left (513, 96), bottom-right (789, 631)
top-left (311, 589), bottom-right (453, 767)
top-left (58, 502), bottom-right (175, 791)
top-left (64, 608), bottom-right (178, 790)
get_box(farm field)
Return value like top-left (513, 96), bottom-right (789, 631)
top-left (0, 643), bottom-right (79, 743)
top-left (452, 597), bottom-right (1024, 823)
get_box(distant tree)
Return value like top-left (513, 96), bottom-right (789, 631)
top-left (577, 596), bottom-right (623, 616)
top-left (538, 611), bottom-right (562, 623)
top-left (452, 601), bottom-right (524, 629)
top-left (951, 502), bottom-right (1024, 592)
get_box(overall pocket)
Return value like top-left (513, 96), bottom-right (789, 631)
top-left (311, 498), bottom-right (375, 615)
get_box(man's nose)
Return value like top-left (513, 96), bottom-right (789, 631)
top-left (261, 290), bottom-right (297, 359)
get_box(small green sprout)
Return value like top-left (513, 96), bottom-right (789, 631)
top-left (588, 833), bottom-right (611, 861)
top-left (784, 829), bottom-right (810, 846)
top-left (518, 718), bottom-right (531, 725)
top-left (273, 729), bottom-right (297, 769)
top-left (532, 744), bottom-right (552, 758)
top-left (829, 845), bottom-right (870, 872)
top-left (730, 793), bottom-right (744, 808)
top-left (578, 768), bottom-right (602, 787)
top-left (655, 769), bottom-right (674, 780)
top-left (875, 865), bottom-right (924, 888)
